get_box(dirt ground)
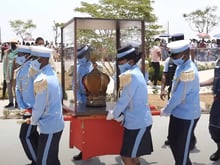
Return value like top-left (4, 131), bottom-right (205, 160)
top-left (148, 93), bottom-right (213, 111)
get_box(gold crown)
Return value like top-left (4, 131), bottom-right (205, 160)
top-left (82, 64), bottom-right (110, 107)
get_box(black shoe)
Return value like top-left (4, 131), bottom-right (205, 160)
top-left (189, 141), bottom-right (196, 150)
top-left (189, 142), bottom-right (196, 150)
top-left (190, 145), bottom-right (196, 151)
top-left (210, 150), bottom-right (220, 161)
top-left (14, 102), bottom-right (18, 108)
top-left (73, 152), bottom-right (82, 161)
top-left (4, 102), bottom-right (14, 108)
top-left (190, 136), bottom-right (197, 150)
top-left (164, 140), bottom-right (170, 145)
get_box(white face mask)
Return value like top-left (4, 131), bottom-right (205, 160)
top-left (118, 62), bottom-right (132, 73)
top-left (172, 55), bottom-right (185, 66)
top-left (16, 56), bottom-right (26, 65)
top-left (29, 59), bottom-right (41, 76)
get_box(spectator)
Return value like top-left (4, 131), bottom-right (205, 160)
top-left (160, 56), bottom-right (177, 100)
top-left (35, 37), bottom-right (44, 46)
top-left (198, 39), bottom-right (207, 61)
top-left (149, 43), bottom-right (161, 89)
top-left (3, 41), bottom-right (18, 108)
top-left (160, 40), bottom-right (169, 61)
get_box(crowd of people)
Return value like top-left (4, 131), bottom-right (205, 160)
top-left (151, 37), bottom-right (220, 64)
top-left (1, 40), bottom-right (61, 63)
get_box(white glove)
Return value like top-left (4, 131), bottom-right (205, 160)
top-left (160, 108), bottom-right (169, 117)
top-left (106, 110), bottom-right (114, 120)
top-left (115, 114), bottom-right (124, 122)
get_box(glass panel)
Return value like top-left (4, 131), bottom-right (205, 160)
top-left (75, 28), bottom-right (117, 115)
top-left (63, 22), bottom-right (74, 61)
top-left (62, 20), bottom-right (75, 110)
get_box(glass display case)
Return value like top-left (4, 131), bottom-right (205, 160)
top-left (61, 17), bottom-right (146, 116)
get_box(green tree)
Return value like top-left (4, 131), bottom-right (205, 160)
top-left (53, 21), bottom-right (64, 46)
top-left (74, 0), bottom-right (162, 56)
top-left (75, 0), bottom-right (156, 20)
top-left (9, 19), bottom-right (36, 42)
top-left (183, 6), bottom-right (220, 34)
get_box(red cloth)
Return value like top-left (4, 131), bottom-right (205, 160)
top-left (23, 109), bottom-right (32, 116)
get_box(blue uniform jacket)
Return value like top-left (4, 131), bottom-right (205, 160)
top-left (113, 65), bottom-right (153, 129)
top-left (16, 61), bottom-right (35, 109)
top-left (31, 64), bottom-right (64, 134)
top-left (163, 59), bottom-right (201, 120)
top-left (72, 60), bottom-right (93, 103)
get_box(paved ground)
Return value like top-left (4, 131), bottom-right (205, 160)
top-left (0, 97), bottom-right (220, 165)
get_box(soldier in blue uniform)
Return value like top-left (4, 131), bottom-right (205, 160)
top-left (160, 56), bottom-right (177, 100)
top-left (26, 46), bottom-right (64, 165)
top-left (160, 40), bottom-right (201, 165)
top-left (107, 45), bottom-right (153, 165)
top-left (200, 58), bottom-right (220, 161)
top-left (72, 45), bottom-right (93, 161)
top-left (72, 45), bottom-right (93, 104)
top-left (161, 56), bottom-right (198, 149)
top-left (15, 45), bottom-right (39, 165)
top-left (161, 33), bottom-right (184, 100)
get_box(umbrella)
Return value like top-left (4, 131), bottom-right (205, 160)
top-left (213, 34), bottom-right (220, 38)
top-left (197, 32), bottom-right (210, 39)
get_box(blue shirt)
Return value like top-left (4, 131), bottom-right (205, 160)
top-left (72, 60), bottom-right (93, 103)
top-left (32, 64), bottom-right (64, 134)
top-left (16, 61), bottom-right (35, 109)
top-left (113, 65), bottom-right (153, 129)
top-left (163, 59), bottom-right (201, 120)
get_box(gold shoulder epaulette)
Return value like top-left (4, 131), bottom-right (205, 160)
top-left (119, 71), bottom-right (132, 89)
top-left (34, 76), bottom-right (48, 94)
top-left (180, 70), bottom-right (195, 82)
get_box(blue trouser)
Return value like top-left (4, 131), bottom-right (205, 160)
top-left (19, 120), bottom-right (39, 164)
top-left (168, 115), bottom-right (199, 165)
top-left (151, 62), bottom-right (160, 86)
top-left (209, 97), bottom-right (220, 143)
top-left (37, 130), bottom-right (63, 165)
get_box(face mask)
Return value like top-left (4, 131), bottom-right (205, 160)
top-left (118, 62), bottom-right (132, 73)
top-left (78, 57), bottom-right (87, 65)
top-left (16, 56), bottom-right (26, 65)
top-left (172, 56), bottom-right (185, 66)
top-left (29, 59), bottom-right (41, 76)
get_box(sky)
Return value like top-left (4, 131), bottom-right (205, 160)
top-left (152, 0), bottom-right (220, 39)
top-left (0, 0), bottom-right (220, 43)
